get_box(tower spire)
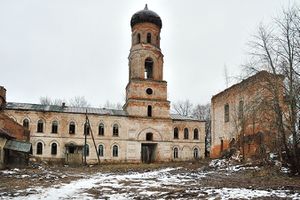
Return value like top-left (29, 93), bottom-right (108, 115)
top-left (144, 4), bottom-right (148, 10)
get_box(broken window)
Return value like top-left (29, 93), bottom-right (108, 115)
top-left (23, 119), bottom-right (29, 129)
top-left (98, 123), bottom-right (104, 136)
top-left (69, 122), bottom-right (75, 134)
top-left (224, 104), bottom-right (229, 122)
top-left (98, 145), bottom-right (104, 157)
top-left (147, 105), bottom-right (152, 117)
top-left (193, 148), bottom-right (199, 159)
top-left (83, 144), bottom-right (89, 156)
top-left (113, 124), bottom-right (119, 136)
top-left (184, 128), bottom-right (189, 139)
top-left (37, 120), bottom-right (44, 133)
top-left (36, 142), bottom-right (43, 155)
top-left (51, 143), bottom-right (57, 155)
top-left (173, 147), bottom-right (178, 159)
top-left (113, 145), bottom-right (118, 157)
top-left (147, 33), bottom-right (151, 43)
top-left (51, 121), bottom-right (58, 133)
top-left (144, 58), bottom-right (153, 79)
top-left (146, 132), bottom-right (153, 141)
top-left (84, 122), bottom-right (90, 135)
top-left (193, 128), bottom-right (199, 140)
top-left (174, 127), bottom-right (179, 139)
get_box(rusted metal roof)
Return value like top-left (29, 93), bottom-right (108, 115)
top-left (170, 114), bottom-right (203, 122)
top-left (6, 102), bottom-right (127, 116)
top-left (0, 128), bottom-right (15, 139)
top-left (4, 140), bottom-right (32, 153)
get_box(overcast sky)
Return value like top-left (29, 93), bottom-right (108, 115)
top-left (0, 0), bottom-right (298, 107)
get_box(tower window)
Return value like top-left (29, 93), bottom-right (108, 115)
top-left (146, 88), bottom-right (153, 95)
top-left (147, 33), bottom-right (151, 43)
top-left (137, 33), bottom-right (141, 44)
top-left (147, 105), bottom-right (152, 117)
top-left (145, 58), bottom-right (153, 79)
top-left (193, 128), bottom-right (199, 140)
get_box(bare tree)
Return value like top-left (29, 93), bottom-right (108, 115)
top-left (68, 96), bottom-right (90, 107)
top-left (102, 101), bottom-right (123, 110)
top-left (245, 6), bottom-right (300, 173)
top-left (172, 100), bottom-right (193, 116)
top-left (40, 96), bottom-right (64, 106)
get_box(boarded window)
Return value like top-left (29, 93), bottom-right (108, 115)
top-left (69, 122), bottom-right (75, 134)
top-left (113, 145), bottom-right (118, 157)
top-left (36, 142), bottom-right (43, 155)
top-left (98, 145), bottom-right (104, 157)
top-left (173, 147), bottom-right (178, 159)
top-left (193, 128), bottom-right (199, 140)
top-left (37, 120), bottom-right (44, 133)
top-left (98, 123), bottom-right (104, 136)
top-left (113, 124), bottom-right (119, 136)
top-left (174, 127), bottom-right (179, 139)
top-left (184, 128), bottom-right (189, 139)
top-left (51, 143), bottom-right (57, 155)
top-left (224, 104), bottom-right (229, 122)
top-left (51, 121), bottom-right (58, 133)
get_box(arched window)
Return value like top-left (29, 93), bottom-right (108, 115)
top-left (98, 144), bottom-right (104, 157)
top-left (173, 147), bottom-right (178, 159)
top-left (113, 145), bottom-right (118, 157)
top-left (98, 123), bottom-right (104, 136)
top-left (146, 133), bottom-right (153, 141)
top-left (84, 122), bottom-right (90, 135)
top-left (184, 128), bottom-right (189, 139)
top-left (144, 58), bottom-right (153, 79)
top-left (147, 33), bottom-right (151, 43)
top-left (193, 128), bottom-right (199, 140)
top-left (69, 122), bottom-right (76, 134)
top-left (68, 143), bottom-right (75, 154)
top-left (194, 148), bottom-right (199, 159)
top-left (113, 124), bottom-right (119, 136)
top-left (51, 121), bottom-right (58, 133)
top-left (137, 33), bottom-right (141, 44)
top-left (51, 143), bottom-right (57, 155)
top-left (36, 142), bottom-right (43, 155)
top-left (37, 120), bottom-right (44, 133)
top-left (23, 119), bottom-right (29, 129)
top-left (174, 127), bottom-right (179, 139)
top-left (224, 104), bottom-right (229, 122)
top-left (83, 144), bottom-right (89, 156)
top-left (147, 105), bottom-right (152, 117)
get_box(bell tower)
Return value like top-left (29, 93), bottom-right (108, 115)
top-left (124, 5), bottom-right (170, 118)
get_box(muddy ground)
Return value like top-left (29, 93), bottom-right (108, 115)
top-left (0, 160), bottom-right (300, 199)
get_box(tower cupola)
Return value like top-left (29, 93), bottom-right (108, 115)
top-left (130, 4), bottom-right (162, 29)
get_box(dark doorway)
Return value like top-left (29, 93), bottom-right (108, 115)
top-left (141, 143), bottom-right (156, 163)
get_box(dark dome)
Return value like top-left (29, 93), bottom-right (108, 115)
top-left (130, 4), bottom-right (162, 29)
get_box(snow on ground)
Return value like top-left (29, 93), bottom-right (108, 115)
top-left (5, 166), bottom-right (300, 200)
